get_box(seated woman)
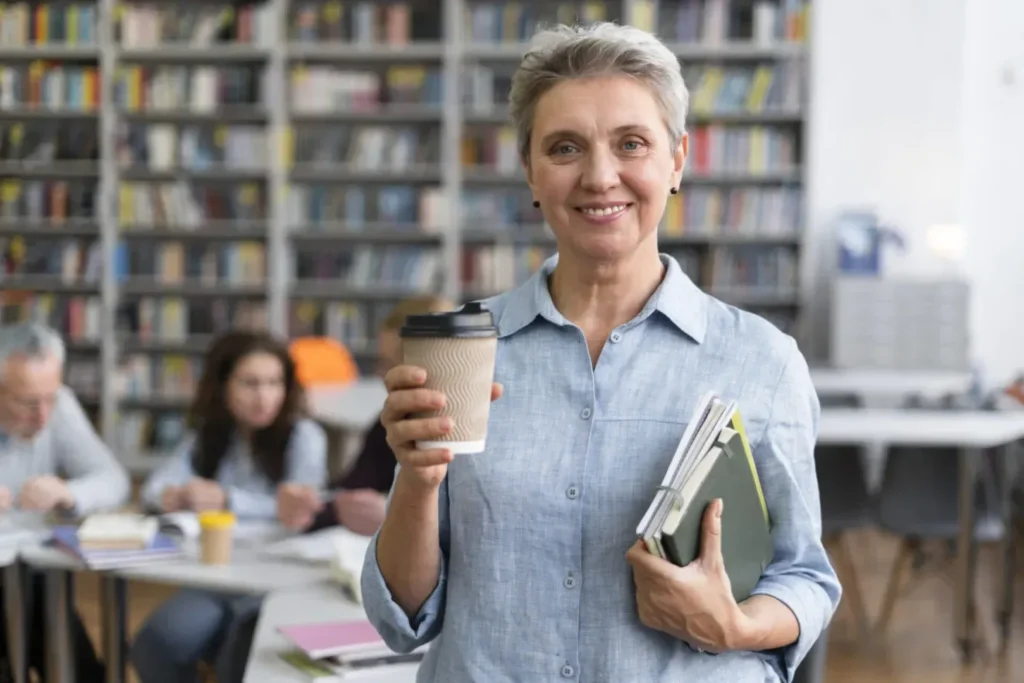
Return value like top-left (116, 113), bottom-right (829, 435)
top-left (277, 295), bottom-right (452, 536)
top-left (130, 330), bottom-right (327, 683)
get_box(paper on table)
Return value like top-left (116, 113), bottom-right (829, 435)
top-left (0, 510), bottom-right (49, 547)
top-left (261, 527), bottom-right (371, 602)
top-left (262, 527), bottom-right (370, 564)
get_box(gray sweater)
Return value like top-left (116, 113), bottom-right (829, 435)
top-left (0, 386), bottom-right (130, 515)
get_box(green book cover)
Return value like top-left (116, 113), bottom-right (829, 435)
top-left (659, 426), bottom-right (773, 604)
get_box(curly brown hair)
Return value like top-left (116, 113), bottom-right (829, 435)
top-left (188, 330), bottom-right (305, 484)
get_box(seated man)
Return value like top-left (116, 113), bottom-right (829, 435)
top-left (0, 322), bottom-right (131, 681)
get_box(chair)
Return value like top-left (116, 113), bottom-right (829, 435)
top-left (873, 443), bottom-right (1005, 653)
top-left (289, 337), bottom-right (362, 477)
top-left (815, 394), bottom-right (875, 640)
top-left (816, 444), bottom-right (875, 640)
top-left (997, 444), bottom-right (1024, 649)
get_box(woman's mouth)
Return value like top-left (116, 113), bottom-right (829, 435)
top-left (576, 203), bottom-right (632, 222)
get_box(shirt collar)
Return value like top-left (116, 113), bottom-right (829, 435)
top-left (495, 252), bottom-right (708, 344)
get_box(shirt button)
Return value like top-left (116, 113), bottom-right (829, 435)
top-left (580, 407), bottom-right (592, 419)
top-left (566, 486), bottom-right (579, 500)
top-left (561, 664), bottom-right (575, 678)
top-left (610, 331), bottom-right (623, 343)
top-left (563, 574), bottom-right (576, 589)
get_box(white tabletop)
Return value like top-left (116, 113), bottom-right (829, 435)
top-left (117, 548), bottom-right (330, 594)
top-left (810, 368), bottom-right (972, 398)
top-left (19, 540), bottom-right (330, 594)
top-left (817, 408), bottom-right (1024, 448)
top-left (244, 582), bottom-right (419, 682)
top-left (307, 378), bottom-right (388, 431)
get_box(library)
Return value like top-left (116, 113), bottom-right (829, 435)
top-left (0, 0), bottom-right (1022, 682)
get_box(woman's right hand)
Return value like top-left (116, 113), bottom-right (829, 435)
top-left (161, 486), bottom-right (185, 513)
top-left (381, 364), bottom-right (502, 491)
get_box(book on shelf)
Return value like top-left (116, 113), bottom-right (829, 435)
top-left (636, 392), bottom-right (772, 604)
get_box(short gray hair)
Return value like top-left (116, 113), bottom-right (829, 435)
top-left (0, 322), bottom-right (66, 370)
top-left (509, 22), bottom-right (689, 163)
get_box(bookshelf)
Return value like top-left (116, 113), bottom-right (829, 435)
top-left (0, 0), bottom-right (810, 473)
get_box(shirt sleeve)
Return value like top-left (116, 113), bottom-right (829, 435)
top-left (360, 466), bottom-right (450, 653)
top-left (749, 338), bottom-right (842, 682)
top-left (139, 433), bottom-right (197, 512)
top-left (52, 387), bottom-right (131, 515)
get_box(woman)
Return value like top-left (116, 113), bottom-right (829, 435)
top-left (131, 330), bottom-right (327, 683)
top-left (361, 22), bottom-right (840, 683)
top-left (277, 295), bottom-right (453, 536)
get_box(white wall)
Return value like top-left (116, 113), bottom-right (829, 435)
top-left (805, 0), bottom-right (1024, 387)
top-left (803, 0), bottom-right (967, 362)
top-left (960, 0), bottom-right (1024, 387)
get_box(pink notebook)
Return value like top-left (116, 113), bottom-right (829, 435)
top-left (278, 620), bottom-right (386, 659)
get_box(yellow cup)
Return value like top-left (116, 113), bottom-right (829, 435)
top-left (198, 511), bottom-right (236, 565)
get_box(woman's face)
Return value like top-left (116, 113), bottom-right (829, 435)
top-left (226, 351), bottom-right (287, 430)
top-left (525, 75), bottom-right (686, 264)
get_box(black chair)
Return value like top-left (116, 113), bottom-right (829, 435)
top-left (815, 394), bottom-right (875, 640)
top-left (873, 443), bottom-right (1005, 654)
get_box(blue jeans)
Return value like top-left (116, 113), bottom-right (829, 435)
top-left (130, 589), bottom-right (263, 683)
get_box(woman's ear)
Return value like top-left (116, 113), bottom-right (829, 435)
top-left (521, 152), bottom-right (534, 186)
top-left (673, 132), bottom-right (689, 182)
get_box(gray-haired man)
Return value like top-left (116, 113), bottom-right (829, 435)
top-left (0, 321), bottom-right (129, 681)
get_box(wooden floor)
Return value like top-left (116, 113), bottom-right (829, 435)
top-left (67, 528), bottom-right (1023, 683)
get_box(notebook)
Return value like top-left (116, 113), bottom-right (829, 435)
top-left (636, 392), bottom-right (773, 603)
top-left (278, 619), bottom-right (387, 660)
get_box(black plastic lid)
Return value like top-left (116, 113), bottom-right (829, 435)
top-left (400, 301), bottom-right (497, 339)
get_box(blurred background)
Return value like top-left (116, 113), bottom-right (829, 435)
top-left (1, 0), bottom-right (1022, 681)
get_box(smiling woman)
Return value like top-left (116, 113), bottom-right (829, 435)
top-left (363, 21), bottom-right (840, 683)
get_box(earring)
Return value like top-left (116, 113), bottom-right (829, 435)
top-left (669, 187), bottom-right (678, 195)
top-left (532, 200), bottom-right (540, 208)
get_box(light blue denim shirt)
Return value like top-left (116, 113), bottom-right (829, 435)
top-left (362, 253), bottom-right (840, 683)
top-left (140, 417), bottom-right (328, 519)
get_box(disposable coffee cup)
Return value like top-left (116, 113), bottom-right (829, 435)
top-left (401, 301), bottom-right (498, 454)
top-left (198, 510), bottom-right (235, 565)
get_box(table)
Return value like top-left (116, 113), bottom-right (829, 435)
top-left (307, 379), bottom-right (388, 431)
top-left (243, 582), bottom-right (419, 683)
top-left (817, 408), bottom-right (1024, 660)
top-left (1, 546), bottom-right (26, 683)
top-left (18, 542), bottom-right (333, 683)
top-left (810, 368), bottom-right (972, 399)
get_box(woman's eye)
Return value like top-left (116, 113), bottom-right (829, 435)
top-left (553, 144), bottom-right (578, 155)
top-left (623, 140), bottom-right (644, 151)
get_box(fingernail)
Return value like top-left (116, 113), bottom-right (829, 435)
top-left (414, 369), bottom-right (427, 382)
top-left (716, 499), bottom-right (724, 518)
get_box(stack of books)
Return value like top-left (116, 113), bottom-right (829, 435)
top-left (51, 513), bottom-right (184, 569)
top-left (278, 618), bottom-right (424, 681)
top-left (636, 392), bottom-right (773, 603)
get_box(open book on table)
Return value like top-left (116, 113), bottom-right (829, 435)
top-left (261, 527), bottom-right (372, 604)
top-left (636, 392), bottom-right (773, 603)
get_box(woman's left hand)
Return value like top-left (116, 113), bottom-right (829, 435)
top-left (626, 499), bottom-right (752, 653)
